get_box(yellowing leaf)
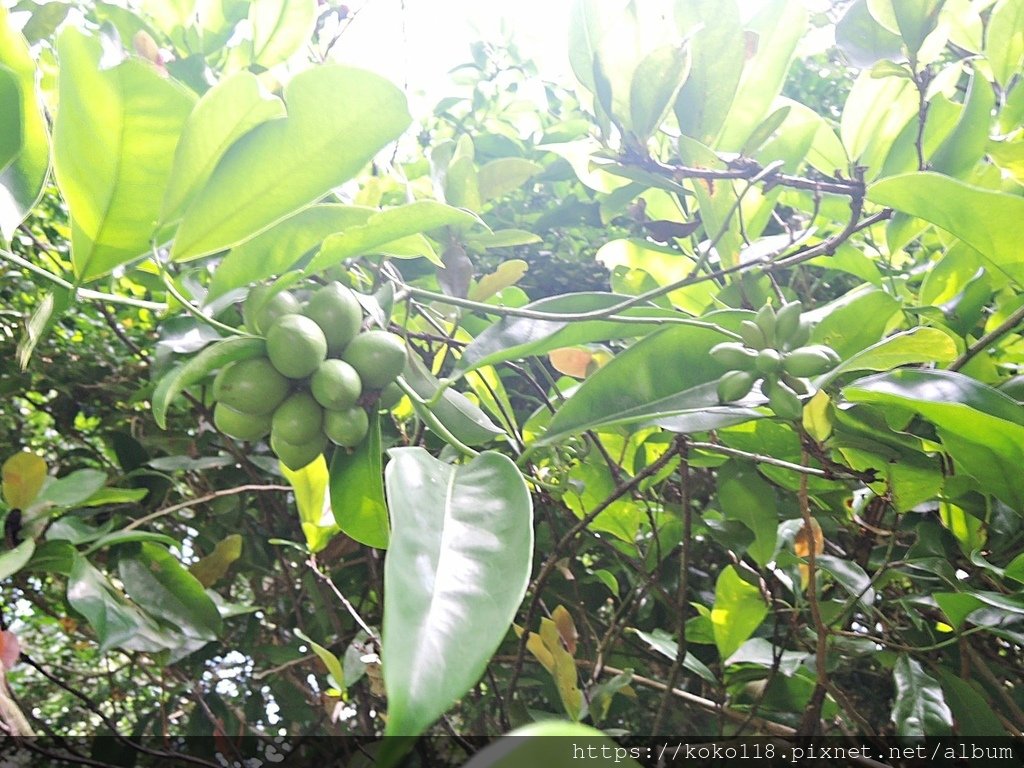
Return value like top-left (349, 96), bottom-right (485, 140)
top-left (551, 605), bottom-right (579, 655)
top-left (2, 452), bottom-right (46, 509)
top-left (469, 259), bottom-right (529, 301)
top-left (281, 454), bottom-right (338, 553)
top-left (189, 534), bottom-right (243, 587)
top-left (802, 389), bottom-right (834, 442)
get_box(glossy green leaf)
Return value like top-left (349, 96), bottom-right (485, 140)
top-left (717, 461), bottom-right (778, 567)
top-left (248, 0), bottom-right (316, 67)
top-left (711, 565), bottom-right (768, 659)
top-left (818, 327), bottom-right (957, 387)
top-left (844, 370), bottom-right (1024, 508)
top-left (717, 0), bottom-right (806, 152)
top-left (985, 0), bottom-right (1024, 87)
top-left (936, 668), bottom-right (1007, 736)
top-left (887, 0), bottom-right (946, 57)
top-left (868, 173), bottom-right (1024, 284)
top-left (0, 66), bottom-right (20, 171)
top-left (282, 455), bottom-right (338, 554)
top-left (933, 592), bottom-right (984, 629)
top-left (892, 655), bottom-right (953, 736)
top-left (209, 204), bottom-right (374, 299)
top-left (628, 627), bottom-right (716, 683)
top-left (0, 539), bottom-right (35, 581)
top-left (329, 411), bottom-right (388, 549)
top-left (305, 201), bottom-right (482, 274)
top-left (152, 337), bottom-right (266, 429)
top-left (0, 6), bottom-right (49, 240)
top-left (382, 448), bottom-right (532, 737)
top-left (536, 319), bottom-right (745, 446)
top-left (118, 543), bottom-right (222, 640)
top-left (563, 455), bottom-right (642, 542)
top-left (53, 27), bottom-right (195, 280)
top-left (629, 42), bottom-right (690, 143)
top-left (36, 469), bottom-right (106, 508)
top-left (401, 354), bottom-right (504, 447)
top-left (840, 72), bottom-right (917, 174)
top-left (463, 229), bottom-right (541, 250)
top-left (674, 0), bottom-right (744, 144)
top-left (172, 65), bottom-right (410, 261)
top-left (807, 286), bottom-right (900, 358)
top-left (455, 292), bottom-right (679, 376)
top-left (476, 158), bottom-right (543, 203)
top-left (67, 554), bottom-right (181, 653)
top-left (930, 72), bottom-right (995, 179)
top-left (835, 0), bottom-right (904, 66)
top-left (817, 555), bottom-right (875, 610)
top-left (161, 70), bottom-right (285, 224)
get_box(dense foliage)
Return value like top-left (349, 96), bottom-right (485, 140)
top-left (2, 0), bottom-right (1024, 764)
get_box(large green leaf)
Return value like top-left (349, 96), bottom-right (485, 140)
top-left (840, 71), bottom-right (917, 176)
top-left (843, 370), bottom-right (1024, 508)
top-left (208, 204), bottom-right (375, 299)
top-left (463, 721), bottom-right (642, 768)
top-left (382, 448), bottom-right (532, 737)
top-left (629, 42), bottom-right (690, 143)
top-left (835, 0), bottom-right (903, 66)
top-left (161, 70), bottom-right (285, 224)
top-left (329, 411), bottom-right (388, 549)
top-left (892, 655), bottom-right (953, 736)
top-left (0, 6), bottom-right (49, 240)
top-left (716, 0), bottom-right (806, 152)
top-left (935, 668), bottom-right (1007, 736)
top-left (674, 0), bottom-right (744, 144)
top-left (536, 320), bottom-right (742, 446)
top-left (172, 66), bottom-right (410, 261)
top-left (868, 173), bottom-right (1024, 284)
top-left (304, 201), bottom-right (482, 274)
top-left (0, 539), bottom-right (35, 581)
top-left (0, 66), bottom-right (21, 173)
top-left (985, 0), bottom-right (1024, 87)
top-left (117, 543), bottom-right (223, 640)
top-left (454, 293), bottom-right (679, 376)
top-left (817, 327), bottom-right (958, 387)
top-left (807, 286), bottom-right (900, 358)
top-left (716, 461), bottom-right (779, 567)
top-left (152, 337), bottom-right (266, 429)
top-left (711, 565), bottom-right (768, 659)
top-left (401, 354), bottom-right (505, 447)
top-left (929, 72), bottom-right (994, 179)
top-left (477, 158), bottom-right (543, 204)
top-left (248, 0), bottom-right (316, 67)
top-left (53, 28), bottom-right (195, 280)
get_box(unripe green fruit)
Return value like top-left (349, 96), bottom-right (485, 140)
top-left (765, 377), bottom-right (803, 420)
top-left (342, 331), bottom-right (407, 389)
top-left (266, 314), bottom-right (328, 378)
top-left (304, 282), bottom-right (363, 356)
top-left (739, 320), bottom-right (768, 350)
top-left (787, 319), bottom-right (812, 349)
top-left (271, 392), bottom-right (323, 445)
top-left (212, 357), bottom-right (289, 415)
top-left (773, 301), bottom-right (803, 345)
top-left (755, 348), bottom-right (783, 375)
top-left (271, 431), bottom-right (326, 471)
top-left (244, 287), bottom-right (301, 334)
top-left (310, 359), bottom-right (362, 410)
top-left (782, 345), bottom-right (840, 377)
top-left (781, 372), bottom-right (809, 396)
top-left (377, 381), bottom-right (403, 410)
top-left (710, 342), bottom-right (757, 370)
top-left (754, 303), bottom-right (777, 346)
top-left (213, 403), bottom-right (272, 441)
top-left (323, 406), bottom-right (370, 447)
top-left (717, 369), bottom-right (757, 403)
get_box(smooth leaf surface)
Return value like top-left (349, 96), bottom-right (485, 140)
top-left (53, 28), bottom-right (195, 279)
top-left (118, 543), bottom-right (223, 640)
top-left (455, 293), bottom-right (679, 375)
top-left (161, 70), bottom-right (285, 223)
top-left (0, 539), bottom-right (35, 581)
top-left (476, 158), bottom-right (543, 203)
top-left (382, 448), bottom-right (532, 737)
top-left (305, 201), bottom-right (481, 274)
top-left (717, 461), bottom-right (778, 567)
top-left (0, 6), bottom-right (49, 240)
top-left (711, 565), bottom-right (768, 659)
top-left (869, 173), bottom-right (1024, 283)
top-left (172, 66), bottom-right (410, 261)
top-left (462, 721), bottom-right (642, 768)
top-left (248, 0), bottom-right (316, 67)
top-left (818, 327), bottom-right (957, 387)
top-left (329, 411), bottom-right (388, 549)
top-left (2, 451), bottom-right (46, 509)
top-left (892, 654), bottom-right (953, 736)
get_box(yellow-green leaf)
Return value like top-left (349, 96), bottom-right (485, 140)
top-left (2, 451), bottom-right (46, 509)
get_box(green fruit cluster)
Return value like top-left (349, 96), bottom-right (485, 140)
top-left (212, 283), bottom-right (407, 470)
top-left (711, 301), bottom-right (840, 420)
